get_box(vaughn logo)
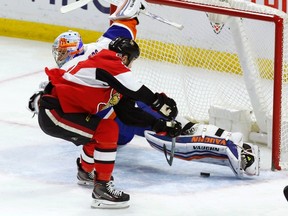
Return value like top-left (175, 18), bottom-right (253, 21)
top-left (191, 136), bottom-right (227, 146)
top-left (193, 146), bottom-right (220, 151)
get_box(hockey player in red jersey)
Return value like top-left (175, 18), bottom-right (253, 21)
top-left (28, 0), bottom-right (182, 209)
top-left (38, 36), bottom-right (181, 208)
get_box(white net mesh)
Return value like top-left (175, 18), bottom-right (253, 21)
top-left (132, 0), bottom-right (288, 169)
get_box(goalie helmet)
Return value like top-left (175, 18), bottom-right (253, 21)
top-left (109, 37), bottom-right (140, 64)
top-left (52, 30), bottom-right (84, 67)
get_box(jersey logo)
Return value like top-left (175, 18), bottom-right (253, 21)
top-left (191, 136), bottom-right (227, 146)
top-left (193, 145), bottom-right (220, 151)
top-left (88, 49), bottom-right (99, 59)
top-left (98, 89), bottom-right (121, 111)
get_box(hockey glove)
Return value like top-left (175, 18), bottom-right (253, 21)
top-left (28, 90), bottom-right (43, 116)
top-left (152, 93), bottom-right (178, 120)
top-left (152, 119), bottom-right (182, 138)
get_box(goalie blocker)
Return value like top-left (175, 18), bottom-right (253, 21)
top-left (145, 124), bottom-right (260, 177)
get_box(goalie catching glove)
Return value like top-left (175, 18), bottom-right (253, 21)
top-left (152, 119), bottom-right (182, 138)
top-left (152, 93), bottom-right (178, 120)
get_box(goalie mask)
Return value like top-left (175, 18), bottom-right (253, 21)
top-left (52, 30), bottom-right (84, 67)
top-left (109, 37), bottom-right (140, 65)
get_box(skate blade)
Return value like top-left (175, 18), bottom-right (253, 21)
top-left (77, 180), bottom-right (94, 187)
top-left (91, 199), bottom-right (129, 209)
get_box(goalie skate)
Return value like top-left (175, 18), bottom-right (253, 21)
top-left (241, 143), bottom-right (260, 176)
top-left (109, 0), bottom-right (145, 20)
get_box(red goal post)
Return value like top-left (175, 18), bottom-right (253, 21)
top-left (132, 0), bottom-right (288, 170)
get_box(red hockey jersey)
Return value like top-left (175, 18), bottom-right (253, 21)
top-left (45, 49), bottom-right (145, 114)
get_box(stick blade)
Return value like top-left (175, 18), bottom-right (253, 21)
top-left (60, 6), bottom-right (73, 14)
top-left (60, 0), bottom-right (92, 13)
top-left (163, 144), bottom-right (173, 166)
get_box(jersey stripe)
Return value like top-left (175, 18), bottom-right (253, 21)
top-left (94, 150), bottom-right (117, 162)
top-left (45, 109), bottom-right (94, 138)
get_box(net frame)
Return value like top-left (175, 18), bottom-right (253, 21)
top-left (110, 0), bottom-right (287, 170)
top-left (140, 0), bottom-right (286, 170)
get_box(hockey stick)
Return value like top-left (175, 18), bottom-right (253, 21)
top-left (140, 10), bottom-right (184, 30)
top-left (60, 0), bottom-right (92, 13)
top-left (284, 185), bottom-right (288, 201)
top-left (106, 0), bottom-right (184, 30)
top-left (60, 0), bottom-right (184, 30)
top-left (163, 136), bottom-right (176, 166)
top-left (163, 119), bottom-right (177, 166)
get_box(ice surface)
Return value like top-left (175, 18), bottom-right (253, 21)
top-left (0, 36), bottom-right (288, 216)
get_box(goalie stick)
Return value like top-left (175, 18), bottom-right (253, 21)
top-left (163, 119), bottom-right (177, 166)
top-left (163, 136), bottom-right (176, 166)
top-left (141, 10), bottom-right (184, 30)
top-left (60, 0), bottom-right (184, 30)
top-left (60, 0), bottom-right (91, 13)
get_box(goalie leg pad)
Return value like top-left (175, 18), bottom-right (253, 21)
top-left (145, 130), bottom-right (231, 165)
top-left (226, 140), bottom-right (243, 177)
top-left (145, 130), bottom-right (260, 177)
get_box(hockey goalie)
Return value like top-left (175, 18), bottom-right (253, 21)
top-left (144, 121), bottom-right (260, 177)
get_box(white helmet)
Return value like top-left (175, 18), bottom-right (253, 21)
top-left (52, 30), bottom-right (84, 67)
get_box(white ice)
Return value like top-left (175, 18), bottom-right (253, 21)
top-left (0, 36), bottom-right (288, 216)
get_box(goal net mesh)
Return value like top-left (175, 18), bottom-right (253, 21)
top-left (132, 0), bottom-right (288, 169)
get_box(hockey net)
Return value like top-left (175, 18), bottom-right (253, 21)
top-left (132, 0), bottom-right (288, 170)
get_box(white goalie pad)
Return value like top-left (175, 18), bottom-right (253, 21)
top-left (144, 130), bottom-right (233, 169)
top-left (144, 124), bottom-right (260, 177)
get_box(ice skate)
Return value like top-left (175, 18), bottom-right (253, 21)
top-left (91, 180), bottom-right (130, 209)
top-left (241, 143), bottom-right (260, 176)
top-left (76, 158), bottom-right (94, 186)
top-left (109, 0), bottom-right (146, 20)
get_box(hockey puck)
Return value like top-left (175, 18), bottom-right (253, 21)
top-left (284, 185), bottom-right (288, 201)
top-left (200, 172), bottom-right (210, 177)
